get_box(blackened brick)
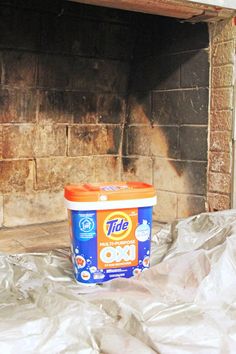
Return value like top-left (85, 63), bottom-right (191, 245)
top-left (38, 54), bottom-right (72, 89)
top-left (97, 22), bottom-right (135, 60)
top-left (2, 51), bottom-right (37, 86)
top-left (181, 50), bottom-right (209, 88)
top-left (71, 57), bottom-right (129, 93)
top-left (128, 92), bottom-right (152, 124)
top-left (38, 90), bottom-right (73, 123)
top-left (0, 88), bottom-right (37, 123)
top-left (68, 125), bottom-right (121, 156)
top-left (0, 6), bottom-right (40, 50)
top-left (177, 194), bottom-right (206, 218)
top-left (155, 18), bottom-right (209, 54)
top-left (154, 158), bottom-right (207, 195)
top-left (131, 54), bottom-right (180, 92)
top-left (97, 94), bottom-right (125, 124)
top-left (41, 14), bottom-right (99, 57)
top-left (72, 93), bottom-right (125, 124)
top-left (128, 126), bottom-right (179, 159)
top-left (180, 126), bottom-right (208, 161)
top-left (152, 88), bottom-right (209, 125)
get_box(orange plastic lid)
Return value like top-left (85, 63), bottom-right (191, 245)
top-left (64, 182), bottom-right (156, 202)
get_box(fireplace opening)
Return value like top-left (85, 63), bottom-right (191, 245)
top-left (0, 0), bottom-right (235, 227)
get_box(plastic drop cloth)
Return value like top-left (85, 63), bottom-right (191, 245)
top-left (1, 210), bottom-right (236, 354)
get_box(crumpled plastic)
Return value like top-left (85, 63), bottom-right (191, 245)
top-left (1, 209), bottom-right (236, 353)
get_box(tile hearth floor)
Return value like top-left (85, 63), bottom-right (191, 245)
top-left (0, 221), bottom-right (161, 253)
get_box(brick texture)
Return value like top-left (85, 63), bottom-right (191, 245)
top-left (0, 1), bottom-right (135, 227)
top-left (207, 19), bottom-right (235, 211)
top-left (0, 1), bottom-right (213, 226)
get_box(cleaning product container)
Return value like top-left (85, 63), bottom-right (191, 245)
top-left (64, 182), bottom-right (157, 284)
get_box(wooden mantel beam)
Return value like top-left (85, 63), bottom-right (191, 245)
top-left (70, 0), bottom-right (205, 19)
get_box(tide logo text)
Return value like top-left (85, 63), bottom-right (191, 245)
top-left (103, 211), bottom-right (132, 241)
top-left (106, 218), bottom-right (129, 236)
top-left (100, 245), bottom-right (136, 264)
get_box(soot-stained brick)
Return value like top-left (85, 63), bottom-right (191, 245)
top-left (41, 14), bottom-right (99, 57)
top-left (68, 125), bottom-right (121, 156)
top-left (152, 88), bottom-right (209, 125)
top-left (128, 92), bottom-right (152, 124)
top-left (181, 50), bottom-right (209, 88)
top-left (39, 90), bottom-right (73, 123)
top-left (2, 51), bottom-right (37, 86)
top-left (131, 55), bottom-right (181, 92)
top-left (180, 126), bottom-right (208, 161)
top-left (0, 6), bottom-right (40, 50)
top-left (0, 88), bottom-right (37, 123)
top-left (72, 93), bottom-right (125, 124)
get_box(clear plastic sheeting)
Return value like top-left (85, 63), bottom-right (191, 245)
top-left (1, 210), bottom-right (236, 353)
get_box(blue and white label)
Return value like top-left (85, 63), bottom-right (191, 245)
top-left (135, 219), bottom-right (150, 242)
top-left (70, 206), bottom-right (153, 284)
top-left (79, 217), bottom-right (95, 233)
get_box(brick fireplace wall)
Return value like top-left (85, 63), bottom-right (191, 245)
top-left (0, 1), bottom-right (137, 227)
top-left (0, 0), bottom-right (212, 227)
top-left (123, 15), bottom-right (209, 222)
top-left (208, 19), bottom-right (236, 211)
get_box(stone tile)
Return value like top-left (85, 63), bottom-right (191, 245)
top-left (1, 50), bottom-right (37, 86)
top-left (0, 6), bottom-right (40, 50)
top-left (0, 160), bottom-right (34, 193)
top-left (209, 131), bottom-right (231, 152)
top-left (210, 19), bottom-right (235, 43)
top-left (156, 19), bottom-right (209, 53)
top-left (128, 93), bottom-right (152, 124)
top-left (131, 54), bottom-right (181, 91)
top-left (0, 195), bottom-right (3, 227)
top-left (0, 125), bottom-right (2, 159)
top-left (35, 157), bottom-right (93, 190)
top-left (2, 125), bottom-right (67, 158)
top-left (154, 158), bottom-right (207, 195)
top-left (210, 110), bottom-right (232, 131)
top-left (121, 157), bottom-right (153, 184)
top-left (0, 88), bottom-right (37, 123)
top-left (40, 221), bottom-right (68, 234)
top-left (208, 172), bottom-right (231, 194)
top-left (212, 41), bottom-right (234, 66)
top-left (153, 190), bottom-right (177, 223)
top-left (38, 54), bottom-right (72, 89)
top-left (68, 125), bottom-right (121, 156)
top-left (0, 224), bottom-right (48, 241)
top-left (211, 88), bottom-right (233, 110)
top-left (41, 14), bottom-right (99, 57)
top-left (181, 49), bottom-right (209, 88)
top-left (0, 239), bottom-right (25, 254)
top-left (152, 88), bottom-right (209, 125)
top-left (90, 156), bottom-right (120, 182)
top-left (2, 125), bottom-right (34, 158)
top-left (71, 57), bottom-right (129, 93)
top-left (36, 155), bottom-right (121, 190)
top-left (212, 65), bottom-right (234, 88)
top-left (127, 126), bottom-right (179, 159)
top-left (97, 22), bottom-right (135, 60)
top-left (72, 93), bottom-right (126, 124)
top-left (207, 192), bottom-right (230, 211)
top-left (34, 125), bottom-right (67, 157)
top-left (3, 191), bottom-right (67, 227)
top-left (18, 233), bottom-right (70, 252)
top-left (38, 55), bottom-right (129, 93)
top-left (177, 194), bottom-right (206, 219)
top-left (179, 126), bottom-right (208, 161)
top-left (38, 90), bottom-right (73, 124)
top-left (209, 151), bottom-right (231, 174)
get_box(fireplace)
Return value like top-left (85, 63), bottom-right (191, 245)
top-left (0, 0), bottom-right (235, 227)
